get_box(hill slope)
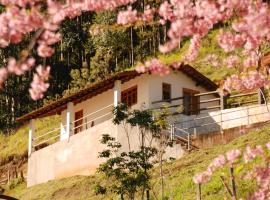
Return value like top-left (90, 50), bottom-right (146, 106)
top-left (6, 123), bottom-right (270, 200)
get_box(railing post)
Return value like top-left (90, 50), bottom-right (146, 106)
top-left (66, 102), bottom-right (74, 139)
top-left (220, 94), bottom-right (227, 110)
top-left (28, 119), bottom-right (35, 157)
top-left (85, 118), bottom-right (88, 130)
top-left (187, 133), bottom-right (190, 151)
top-left (173, 123), bottom-right (175, 138)
top-left (219, 94), bottom-right (227, 134)
top-left (170, 124), bottom-right (173, 141)
top-left (247, 106), bottom-right (250, 126)
top-left (258, 88), bottom-right (264, 104)
top-left (193, 127), bottom-right (197, 138)
top-left (170, 123), bottom-right (175, 141)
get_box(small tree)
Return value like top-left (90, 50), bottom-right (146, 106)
top-left (95, 104), bottom-right (170, 199)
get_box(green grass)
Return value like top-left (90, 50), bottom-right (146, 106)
top-left (0, 116), bottom-right (61, 164)
top-left (6, 123), bottom-right (270, 200)
top-left (157, 29), bottom-right (236, 83)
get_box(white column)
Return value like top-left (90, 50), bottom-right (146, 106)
top-left (60, 121), bottom-right (66, 141)
top-left (66, 102), bottom-right (74, 139)
top-left (28, 119), bottom-right (35, 157)
top-left (114, 80), bottom-right (121, 107)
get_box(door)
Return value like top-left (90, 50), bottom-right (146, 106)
top-left (74, 110), bottom-right (83, 134)
top-left (183, 88), bottom-right (200, 115)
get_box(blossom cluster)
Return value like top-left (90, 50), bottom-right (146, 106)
top-left (136, 59), bottom-right (170, 76)
top-left (193, 142), bottom-right (270, 199)
top-left (193, 149), bottom-right (241, 184)
top-left (29, 65), bottom-right (50, 100)
top-left (224, 71), bottom-right (270, 93)
top-left (117, 5), bottom-right (154, 25)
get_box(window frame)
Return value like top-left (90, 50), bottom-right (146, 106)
top-left (162, 82), bottom-right (172, 102)
top-left (121, 85), bottom-right (138, 107)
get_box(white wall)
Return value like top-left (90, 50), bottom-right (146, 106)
top-left (60, 88), bottom-right (114, 137)
top-left (121, 74), bottom-right (151, 109)
top-left (149, 71), bottom-right (217, 110)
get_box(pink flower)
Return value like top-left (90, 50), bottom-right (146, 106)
top-left (39, 30), bottom-right (61, 46)
top-left (218, 30), bottom-right (245, 52)
top-left (117, 6), bottom-right (138, 25)
top-left (226, 149), bottom-right (241, 164)
top-left (226, 55), bottom-right (239, 68)
top-left (158, 1), bottom-right (173, 21)
top-left (7, 57), bottom-right (35, 75)
top-left (266, 143), bottom-right (270, 152)
top-left (159, 39), bottom-right (179, 54)
top-left (223, 71), bottom-right (268, 93)
top-left (185, 34), bottom-right (201, 62)
top-left (37, 44), bottom-right (55, 58)
top-left (141, 5), bottom-right (154, 22)
top-left (193, 171), bottom-right (211, 184)
top-left (136, 59), bottom-right (170, 76)
top-left (205, 54), bottom-right (220, 67)
top-left (29, 65), bottom-right (50, 100)
top-left (207, 155), bottom-right (226, 174)
top-left (211, 155), bottom-right (226, 169)
top-left (244, 145), bottom-right (263, 163)
top-left (243, 51), bottom-right (259, 68)
top-left (136, 65), bottom-right (147, 73)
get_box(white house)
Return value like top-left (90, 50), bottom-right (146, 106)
top-left (18, 64), bottom-right (269, 187)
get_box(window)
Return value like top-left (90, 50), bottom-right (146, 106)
top-left (121, 86), bottom-right (137, 107)
top-left (183, 88), bottom-right (200, 115)
top-left (74, 110), bottom-right (83, 134)
top-left (162, 83), bottom-right (171, 102)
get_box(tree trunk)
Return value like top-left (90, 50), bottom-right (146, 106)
top-left (130, 27), bottom-right (134, 67)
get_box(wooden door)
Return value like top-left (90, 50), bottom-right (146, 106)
top-left (74, 110), bottom-right (83, 134)
top-left (183, 88), bottom-right (200, 115)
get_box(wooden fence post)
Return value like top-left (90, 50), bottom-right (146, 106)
top-left (7, 170), bottom-right (10, 184)
top-left (197, 184), bottom-right (202, 200)
top-left (230, 167), bottom-right (237, 200)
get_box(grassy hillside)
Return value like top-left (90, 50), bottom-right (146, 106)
top-left (0, 116), bottom-right (61, 164)
top-left (5, 123), bottom-right (270, 200)
top-left (158, 29), bottom-right (236, 83)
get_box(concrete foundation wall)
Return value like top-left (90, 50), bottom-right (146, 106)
top-left (28, 119), bottom-right (185, 187)
top-left (27, 120), bottom-right (117, 187)
top-left (193, 122), bottom-right (269, 149)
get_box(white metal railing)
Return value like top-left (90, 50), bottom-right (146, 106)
top-left (169, 103), bottom-right (270, 150)
top-left (169, 124), bottom-right (193, 150)
top-left (32, 125), bottom-right (64, 149)
top-left (30, 104), bottom-right (114, 152)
